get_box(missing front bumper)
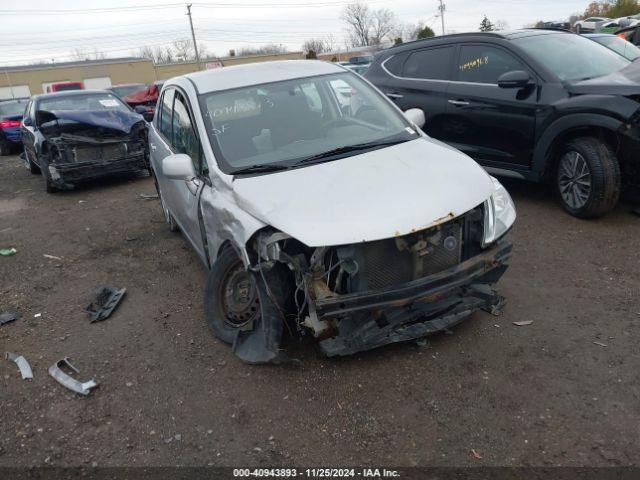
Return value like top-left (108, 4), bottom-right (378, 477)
top-left (315, 240), bottom-right (511, 356)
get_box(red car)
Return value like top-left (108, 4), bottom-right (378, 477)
top-left (46, 82), bottom-right (84, 93)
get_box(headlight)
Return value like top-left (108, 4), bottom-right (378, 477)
top-left (483, 176), bottom-right (516, 247)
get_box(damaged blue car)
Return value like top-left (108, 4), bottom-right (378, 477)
top-left (20, 90), bottom-right (149, 192)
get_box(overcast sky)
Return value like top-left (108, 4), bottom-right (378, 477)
top-left (0, 0), bottom-right (590, 65)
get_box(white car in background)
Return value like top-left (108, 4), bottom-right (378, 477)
top-left (148, 61), bottom-right (516, 363)
top-left (574, 17), bottom-right (610, 33)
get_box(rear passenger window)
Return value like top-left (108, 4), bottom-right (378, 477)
top-left (158, 89), bottom-right (174, 140)
top-left (458, 45), bottom-right (525, 84)
top-left (403, 47), bottom-right (454, 80)
top-left (383, 52), bottom-right (409, 75)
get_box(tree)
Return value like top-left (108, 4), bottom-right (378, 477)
top-left (342, 2), bottom-right (372, 46)
top-left (479, 16), bottom-right (495, 32)
top-left (70, 47), bottom-right (106, 61)
top-left (306, 50), bottom-right (318, 59)
top-left (416, 25), bottom-right (435, 39)
top-left (394, 37), bottom-right (403, 45)
top-left (370, 8), bottom-right (396, 45)
top-left (303, 39), bottom-right (328, 54)
top-left (342, 2), bottom-right (397, 47)
top-left (237, 44), bottom-right (288, 56)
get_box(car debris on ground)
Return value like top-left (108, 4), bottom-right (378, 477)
top-left (48, 357), bottom-right (98, 396)
top-left (513, 320), bottom-right (534, 326)
top-left (0, 247), bottom-right (17, 256)
top-left (0, 311), bottom-right (21, 326)
top-left (43, 254), bottom-right (62, 261)
top-left (85, 284), bottom-right (126, 322)
top-left (5, 352), bottom-right (34, 380)
top-left (137, 192), bottom-right (158, 200)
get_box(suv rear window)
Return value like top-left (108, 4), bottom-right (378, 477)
top-left (402, 47), bottom-right (453, 80)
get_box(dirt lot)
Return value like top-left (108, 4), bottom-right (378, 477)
top-left (1, 152), bottom-right (639, 468)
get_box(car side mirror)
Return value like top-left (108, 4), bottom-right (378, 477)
top-left (133, 105), bottom-right (147, 114)
top-left (498, 70), bottom-right (532, 89)
top-left (162, 153), bottom-right (196, 180)
top-left (22, 117), bottom-right (32, 127)
top-left (403, 108), bottom-right (425, 128)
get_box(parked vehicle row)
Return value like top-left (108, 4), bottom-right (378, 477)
top-left (364, 29), bottom-right (640, 218)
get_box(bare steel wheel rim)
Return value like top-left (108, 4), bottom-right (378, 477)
top-left (220, 261), bottom-right (260, 328)
top-left (558, 151), bottom-right (592, 210)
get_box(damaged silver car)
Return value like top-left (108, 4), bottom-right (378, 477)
top-left (20, 90), bottom-right (149, 192)
top-left (149, 61), bottom-right (516, 363)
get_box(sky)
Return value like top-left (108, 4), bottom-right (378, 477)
top-left (0, 0), bottom-right (591, 66)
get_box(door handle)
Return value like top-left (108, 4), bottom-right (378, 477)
top-left (386, 93), bottom-right (403, 99)
top-left (150, 143), bottom-right (157, 151)
top-left (448, 100), bottom-right (470, 106)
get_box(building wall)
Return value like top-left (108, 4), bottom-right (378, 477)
top-left (0, 59), bottom-right (156, 97)
top-left (0, 51), bottom-right (306, 98)
top-left (154, 51), bottom-right (305, 80)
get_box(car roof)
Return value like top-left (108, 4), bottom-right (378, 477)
top-left (582, 33), bottom-right (615, 38)
top-left (32, 89), bottom-right (115, 101)
top-left (380, 29), bottom-right (570, 55)
top-left (177, 60), bottom-right (345, 94)
top-left (110, 83), bottom-right (145, 87)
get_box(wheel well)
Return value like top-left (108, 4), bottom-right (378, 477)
top-left (545, 126), bottom-right (620, 181)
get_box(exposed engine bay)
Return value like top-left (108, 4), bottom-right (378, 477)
top-left (232, 205), bottom-right (511, 363)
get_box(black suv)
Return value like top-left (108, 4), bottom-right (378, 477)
top-left (365, 29), bottom-right (640, 217)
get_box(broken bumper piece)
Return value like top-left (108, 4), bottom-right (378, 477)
top-left (49, 155), bottom-right (147, 189)
top-left (5, 352), bottom-right (34, 380)
top-left (48, 357), bottom-right (98, 396)
top-left (316, 240), bottom-right (512, 356)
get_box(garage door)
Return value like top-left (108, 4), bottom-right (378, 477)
top-left (84, 77), bottom-right (112, 89)
top-left (0, 85), bottom-right (31, 100)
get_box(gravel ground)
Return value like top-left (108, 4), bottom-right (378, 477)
top-left (1, 153), bottom-right (639, 467)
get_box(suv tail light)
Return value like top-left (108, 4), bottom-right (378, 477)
top-left (0, 120), bottom-right (20, 128)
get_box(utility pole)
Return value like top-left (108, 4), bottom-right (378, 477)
top-left (438, 0), bottom-right (446, 35)
top-left (186, 4), bottom-right (202, 70)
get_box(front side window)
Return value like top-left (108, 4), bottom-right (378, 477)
top-left (458, 45), bottom-right (526, 84)
top-left (513, 33), bottom-right (629, 82)
top-left (199, 72), bottom-right (415, 174)
top-left (38, 93), bottom-right (129, 112)
top-left (403, 47), bottom-right (454, 80)
top-left (172, 92), bottom-right (201, 170)
top-left (158, 88), bottom-right (174, 140)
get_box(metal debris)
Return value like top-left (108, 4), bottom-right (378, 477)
top-left (85, 284), bottom-right (126, 322)
top-left (43, 254), bottom-right (62, 261)
top-left (0, 311), bottom-right (21, 326)
top-left (138, 193), bottom-right (159, 200)
top-left (5, 352), bottom-right (33, 379)
top-left (48, 357), bottom-right (98, 396)
top-left (593, 341), bottom-right (608, 347)
top-left (513, 320), bottom-right (533, 326)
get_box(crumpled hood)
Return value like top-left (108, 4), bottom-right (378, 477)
top-left (566, 60), bottom-right (640, 95)
top-left (37, 109), bottom-right (144, 134)
top-left (232, 137), bottom-right (495, 247)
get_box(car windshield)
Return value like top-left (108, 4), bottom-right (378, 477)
top-left (0, 100), bottom-right (28, 117)
top-left (592, 35), bottom-right (640, 61)
top-left (199, 72), bottom-right (415, 173)
top-left (38, 93), bottom-right (130, 112)
top-left (514, 33), bottom-right (630, 81)
top-left (111, 85), bottom-right (146, 98)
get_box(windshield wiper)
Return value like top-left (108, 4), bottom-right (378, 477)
top-left (294, 138), bottom-right (410, 165)
top-left (231, 164), bottom-right (290, 175)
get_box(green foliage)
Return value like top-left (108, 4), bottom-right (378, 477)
top-left (394, 37), bottom-right (403, 45)
top-left (416, 25), bottom-right (435, 39)
top-left (582, 0), bottom-right (639, 19)
top-left (479, 15), bottom-right (495, 31)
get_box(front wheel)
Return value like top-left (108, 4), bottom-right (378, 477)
top-left (556, 137), bottom-right (620, 218)
top-left (204, 247), bottom-right (261, 345)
